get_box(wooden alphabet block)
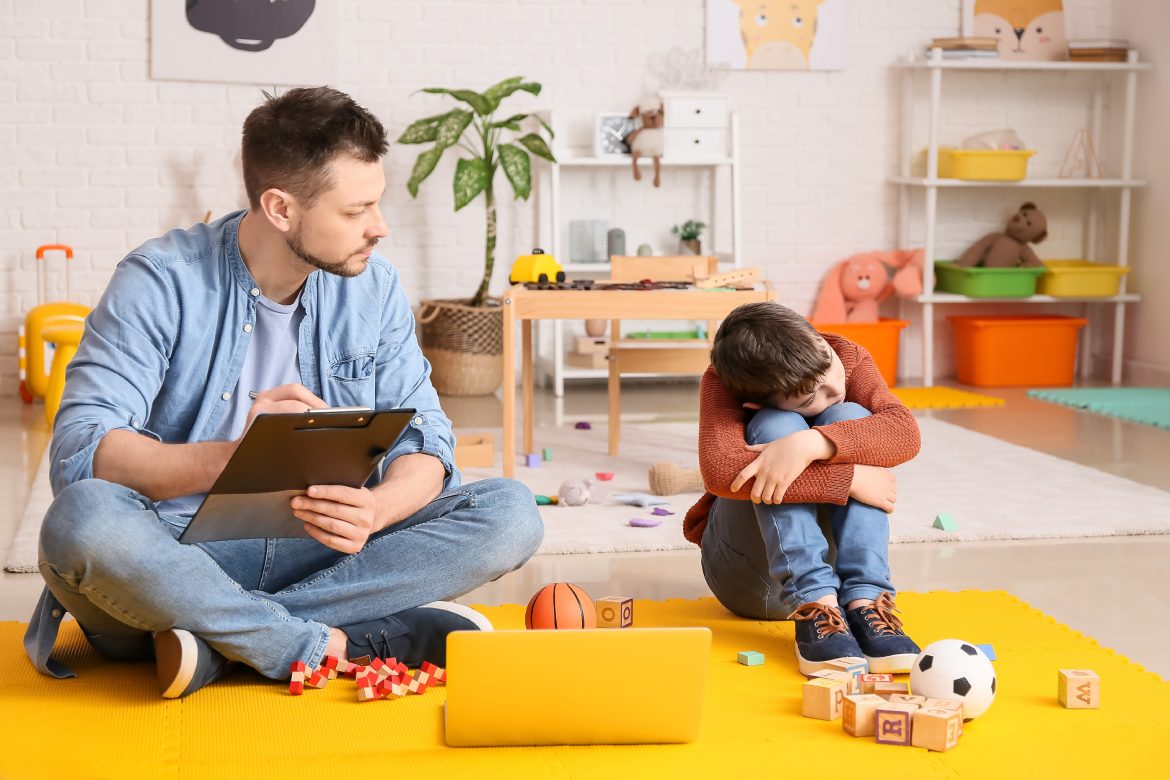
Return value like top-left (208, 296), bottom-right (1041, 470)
top-left (809, 669), bottom-right (855, 693)
top-left (888, 693), bottom-right (927, 707)
top-left (824, 657), bottom-right (867, 692)
top-left (872, 681), bottom-right (910, 699)
top-left (912, 707), bottom-right (963, 752)
top-left (1058, 669), bottom-right (1101, 709)
top-left (842, 693), bottom-right (887, 737)
top-left (802, 677), bottom-right (848, 721)
top-left (859, 673), bottom-right (893, 694)
top-left (596, 596), bottom-right (634, 628)
top-left (922, 698), bottom-right (965, 734)
top-left (874, 701), bottom-right (919, 745)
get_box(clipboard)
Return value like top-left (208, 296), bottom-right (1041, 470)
top-left (178, 407), bottom-right (416, 544)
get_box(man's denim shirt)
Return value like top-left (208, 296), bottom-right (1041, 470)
top-left (51, 210), bottom-right (457, 494)
top-left (28, 210), bottom-right (458, 678)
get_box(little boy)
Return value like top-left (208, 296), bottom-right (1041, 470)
top-left (684, 301), bottom-right (921, 673)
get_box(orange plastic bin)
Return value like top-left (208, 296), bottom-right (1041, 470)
top-left (815, 319), bottom-right (908, 387)
top-left (949, 315), bottom-right (1087, 387)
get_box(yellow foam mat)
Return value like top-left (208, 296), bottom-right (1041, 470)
top-left (893, 386), bottom-right (1005, 409)
top-left (0, 591), bottom-right (1163, 778)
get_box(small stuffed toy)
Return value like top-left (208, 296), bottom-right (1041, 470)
top-left (626, 98), bottom-right (665, 188)
top-left (955, 202), bottom-right (1047, 268)
top-left (811, 249), bottom-right (924, 324)
top-left (558, 479), bottom-right (591, 506)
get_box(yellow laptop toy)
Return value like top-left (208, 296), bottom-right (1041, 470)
top-left (444, 627), bottom-right (712, 747)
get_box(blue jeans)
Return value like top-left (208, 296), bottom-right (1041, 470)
top-left (26, 477), bottom-right (543, 680)
top-left (700, 402), bottom-right (894, 619)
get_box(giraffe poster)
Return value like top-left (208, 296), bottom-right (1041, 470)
top-left (151, 0), bottom-right (338, 85)
top-left (706, 0), bottom-right (846, 71)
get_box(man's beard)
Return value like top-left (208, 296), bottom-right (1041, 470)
top-left (286, 225), bottom-right (375, 278)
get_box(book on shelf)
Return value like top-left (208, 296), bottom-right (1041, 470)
top-left (931, 36), bottom-right (998, 50)
top-left (1068, 48), bottom-right (1129, 62)
top-left (1068, 38), bottom-right (1130, 49)
top-left (928, 48), bottom-right (1001, 59)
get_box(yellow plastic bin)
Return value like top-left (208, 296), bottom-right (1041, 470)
top-left (815, 319), bottom-right (908, 387)
top-left (938, 148), bottom-right (1035, 181)
top-left (949, 315), bottom-right (1086, 387)
top-left (1037, 260), bottom-right (1130, 297)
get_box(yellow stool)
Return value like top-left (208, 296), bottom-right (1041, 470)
top-left (42, 323), bottom-right (85, 427)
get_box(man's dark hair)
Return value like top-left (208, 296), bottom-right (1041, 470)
top-left (241, 86), bottom-right (388, 209)
top-left (710, 302), bottom-right (832, 404)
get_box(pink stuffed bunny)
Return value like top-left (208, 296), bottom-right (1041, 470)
top-left (811, 249), bottom-right (924, 324)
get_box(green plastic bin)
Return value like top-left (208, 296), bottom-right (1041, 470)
top-left (934, 261), bottom-right (1047, 298)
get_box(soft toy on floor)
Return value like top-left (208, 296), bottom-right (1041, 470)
top-left (811, 249), bottom-right (924, 323)
top-left (955, 202), bottom-right (1047, 268)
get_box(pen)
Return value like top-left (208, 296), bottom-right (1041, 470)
top-left (248, 391), bottom-right (259, 399)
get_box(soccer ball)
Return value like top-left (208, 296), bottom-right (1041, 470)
top-left (910, 639), bottom-right (997, 720)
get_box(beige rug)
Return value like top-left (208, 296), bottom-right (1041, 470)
top-left (9, 418), bottom-right (1170, 571)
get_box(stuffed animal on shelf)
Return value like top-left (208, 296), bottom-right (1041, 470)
top-left (626, 98), bottom-right (665, 188)
top-left (811, 249), bottom-right (925, 324)
top-left (955, 202), bottom-right (1048, 268)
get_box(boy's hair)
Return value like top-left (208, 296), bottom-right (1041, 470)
top-left (710, 302), bottom-right (832, 404)
top-left (241, 86), bottom-right (388, 209)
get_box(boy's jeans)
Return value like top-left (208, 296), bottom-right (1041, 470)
top-left (700, 402), bottom-right (894, 619)
top-left (25, 477), bottom-right (543, 680)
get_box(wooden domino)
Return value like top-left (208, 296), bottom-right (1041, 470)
top-left (874, 701), bottom-right (919, 746)
top-left (842, 693), bottom-right (887, 737)
top-left (912, 706), bottom-right (963, 752)
top-left (859, 673), bottom-right (893, 694)
top-left (1058, 669), bottom-right (1101, 709)
top-left (802, 677), bottom-right (848, 721)
top-left (596, 596), bottom-right (634, 629)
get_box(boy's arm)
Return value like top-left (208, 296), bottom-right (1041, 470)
top-left (813, 340), bottom-right (921, 468)
top-left (698, 367), bottom-right (854, 505)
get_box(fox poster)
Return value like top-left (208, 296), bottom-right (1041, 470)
top-left (965, 0), bottom-right (1068, 61)
top-left (707, 0), bottom-right (847, 71)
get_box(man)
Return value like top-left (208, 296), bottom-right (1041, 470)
top-left (25, 87), bottom-right (543, 698)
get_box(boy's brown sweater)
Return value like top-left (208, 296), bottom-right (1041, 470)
top-left (684, 332), bottom-right (921, 547)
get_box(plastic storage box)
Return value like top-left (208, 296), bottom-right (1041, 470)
top-left (1037, 260), bottom-right (1130, 297)
top-left (815, 319), bottom-right (908, 387)
top-left (935, 261), bottom-right (1047, 298)
top-left (937, 148), bottom-right (1035, 180)
top-left (949, 315), bottom-right (1087, 387)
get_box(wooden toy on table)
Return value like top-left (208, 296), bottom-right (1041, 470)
top-left (597, 596), bottom-right (634, 629)
top-left (1058, 669), bottom-right (1100, 709)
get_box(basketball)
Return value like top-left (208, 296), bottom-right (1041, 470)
top-left (524, 582), bottom-right (597, 629)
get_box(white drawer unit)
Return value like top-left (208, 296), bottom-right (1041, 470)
top-left (663, 127), bottom-right (729, 159)
top-left (661, 91), bottom-right (729, 160)
top-left (662, 92), bottom-right (729, 129)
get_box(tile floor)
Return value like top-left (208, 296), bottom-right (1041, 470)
top-left (2, 380), bottom-right (1168, 679)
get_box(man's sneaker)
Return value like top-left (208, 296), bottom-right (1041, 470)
top-left (844, 591), bottom-right (921, 673)
top-left (340, 601), bottom-right (492, 668)
top-left (153, 628), bottom-right (233, 699)
top-left (787, 601), bottom-right (866, 676)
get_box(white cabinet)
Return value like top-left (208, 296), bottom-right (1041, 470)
top-left (893, 49), bottom-right (1149, 386)
top-left (536, 106), bottom-right (742, 396)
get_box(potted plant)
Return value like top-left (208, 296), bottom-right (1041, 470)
top-left (672, 220), bottom-right (706, 255)
top-left (398, 76), bottom-right (555, 395)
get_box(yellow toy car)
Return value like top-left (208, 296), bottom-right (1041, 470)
top-left (509, 248), bottom-right (565, 285)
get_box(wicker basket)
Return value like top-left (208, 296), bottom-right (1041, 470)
top-left (417, 297), bottom-right (503, 396)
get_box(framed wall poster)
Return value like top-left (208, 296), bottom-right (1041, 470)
top-left (962, 0), bottom-right (1067, 61)
top-left (151, 0), bottom-right (338, 85)
top-left (706, 0), bottom-right (846, 71)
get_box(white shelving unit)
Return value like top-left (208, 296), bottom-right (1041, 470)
top-left (893, 49), bottom-right (1149, 386)
top-left (536, 112), bottom-right (742, 395)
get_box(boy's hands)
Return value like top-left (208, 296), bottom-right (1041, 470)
top-left (291, 484), bottom-right (380, 554)
top-left (731, 428), bottom-right (831, 504)
top-left (849, 465), bottom-right (897, 513)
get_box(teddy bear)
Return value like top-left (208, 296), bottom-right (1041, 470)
top-left (810, 249), bottom-right (925, 324)
top-left (626, 99), bottom-right (665, 188)
top-left (955, 202), bottom-right (1047, 268)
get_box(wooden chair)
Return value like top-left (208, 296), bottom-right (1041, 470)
top-left (605, 255), bottom-right (719, 455)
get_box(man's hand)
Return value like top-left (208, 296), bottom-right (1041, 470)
top-left (731, 429), bottom-right (829, 504)
top-left (291, 484), bottom-right (380, 554)
top-left (242, 384), bottom-right (328, 435)
top-left (849, 464), bottom-right (897, 513)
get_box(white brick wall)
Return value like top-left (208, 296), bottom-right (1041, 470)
top-left (0, 0), bottom-right (1127, 393)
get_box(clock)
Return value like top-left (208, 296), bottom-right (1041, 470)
top-left (594, 112), bottom-right (635, 157)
